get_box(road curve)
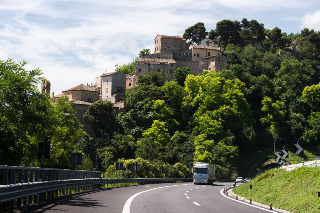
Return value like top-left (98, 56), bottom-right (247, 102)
top-left (21, 182), bottom-right (275, 213)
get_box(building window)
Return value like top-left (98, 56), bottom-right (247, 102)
top-left (185, 53), bottom-right (188, 58)
top-left (194, 54), bottom-right (196, 56)
top-left (179, 52), bottom-right (181, 56)
top-left (170, 63), bottom-right (173, 67)
top-left (138, 68), bottom-right (142, 72)
top-left (197, 53), bottom-right (199, 57)
top-left (208, 52), bottom-right (210, 56)
top-left (148, 63), bottom-right (150, 66)
top-left (88, 98), bottom-right (92, 102)
top-left (157, 69), bottom-right (160, 72)
top-left (106, 88), bottom-right (108, 93)
top-left (106, 80), bottom-right (108, 85)
top-left (148, 68), bottom-right (151, 72)
top-left (129, 83), bottom-right (132, 86)
top-left (170, 69), bottom-right (173, 74)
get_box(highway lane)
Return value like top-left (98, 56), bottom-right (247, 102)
top-left (129, 183), bottom-right (274, 213)
top-left (21, 182), bottom-right (275, 213)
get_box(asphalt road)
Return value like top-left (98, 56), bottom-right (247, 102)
top-left (21, 182), bottom-right (275, 213)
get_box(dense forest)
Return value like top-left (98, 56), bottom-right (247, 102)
top-left (1, 18), bottom-right (320, 179)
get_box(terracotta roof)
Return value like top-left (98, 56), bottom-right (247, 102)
top-left (63, 84), bottom-right (96, 92)
top-left (100, 71), bottom-right (117, 77)
top-left (190, 45), bottom-right (222, 50)
top-left (137, 58), bottom-right (176, 64)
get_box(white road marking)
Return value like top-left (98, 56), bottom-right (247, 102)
top-left (186, 196), bottom-right (190, 199)
top-left (184, 193), bottom-right (187, 195)
top-left (193, 202), bottom-right (201, 206)
top-left (122, 184), bottom-right (185, 213)
top-left (186, 191), bottom-right (189, 193)
top-left (196, 187), bottom-right (199, 188)
top-left (219, 189), bottom-right (278, 213)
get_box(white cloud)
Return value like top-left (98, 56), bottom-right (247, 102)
top-left (301, 10), bottom-right (320, 31)
top-left (1, 0), bottom-right (320, 94)
top-left (213, 0), bottom-right (307, 11)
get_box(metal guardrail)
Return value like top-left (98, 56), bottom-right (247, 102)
top-left (0, 165), bottom-right (192, 212)
top-left (281, 160), bottom-right (320, 171)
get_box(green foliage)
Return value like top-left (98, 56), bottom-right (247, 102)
top-left (139, 49), bottom-right (151, 57)
top-left (216, 19), bottom-right (241, 47)
top-left (138, 70), bottom-right (167, 87)
top-left (173, 67), bottom-right (191, 86)
top-left (115, 60), bottom-right (136, 74)
top-left (83, 100), bottom-right (118, 138)
top-left (183, 22), bottom-right (206, 44)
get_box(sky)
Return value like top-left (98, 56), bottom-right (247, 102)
top-left (1, 0), bottom-right (320, 95)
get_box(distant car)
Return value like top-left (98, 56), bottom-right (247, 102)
top-left (244, 177), bottom-right (251, 182)
top-left (236, 177), bottom-right (244, 183)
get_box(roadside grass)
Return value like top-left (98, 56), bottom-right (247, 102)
top-left (233, 166), bottom-right (320, 213)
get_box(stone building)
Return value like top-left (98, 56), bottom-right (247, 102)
top-left (190, 45), bottom-right (223, 61)
top-left (100, 71), bottom-right (126, 103)
top-left (51, 84), bottom-right (100, 137)
top-left (126, 73), bottom-right (138, 89)
top-left (135, 58), bottom-right (177, 79)
top-left (132, 35), bottom-right (228, 82)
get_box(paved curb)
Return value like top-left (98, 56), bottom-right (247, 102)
top-left (223, 184), bottom-right (294, 213)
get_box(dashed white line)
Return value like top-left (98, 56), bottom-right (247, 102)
top-left (193, 202), bottom-right (201, 206)
top-left (186, 196), bottom-right (190, 199)
top-left (186, 190), bottom-right (189, 193)
top-left (185, 193), bottom-right (187, 195)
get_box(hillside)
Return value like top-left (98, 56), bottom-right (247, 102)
top-left (234, 166), bottom-right (320, 212)
top-left (237, 143), bottom-right (320, 178)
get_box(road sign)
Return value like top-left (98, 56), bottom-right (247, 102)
top-left (281, 150), bottom-right (288, 159)
top-left (275, 153), bottom-right (281, 163)
top-left (116, 162), bottom-right (123, 170)
top-left (133, 162), bottom-right (139, 171)
top-left (294, 143), bottom-right (303, 155)
top-left (71, 153), bottom-right (82, 165)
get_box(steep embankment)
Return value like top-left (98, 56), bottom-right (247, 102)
top-left (234, 166), bottom-right (320, 213)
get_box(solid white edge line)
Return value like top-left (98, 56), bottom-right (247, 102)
top-left (193, 202), bottom-right (201, 206)
top-left (122, 184), bottom-right (185, 213)
top-left (219, 189), bottom-right (277, 213)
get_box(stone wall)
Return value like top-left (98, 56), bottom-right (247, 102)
top-left (63, 90), bottom-right (99, 103)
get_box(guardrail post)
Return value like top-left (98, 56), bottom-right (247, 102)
top-left (3, 168), bottom-right (8, 185)
top-left (10, 169), bottom-right (16, 184)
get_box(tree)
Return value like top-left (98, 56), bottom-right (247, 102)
top-left (216, 19), bottom-right (241, 47)
top-left (0, 59), bottom-right (52, 165)
top-left (138, 70), bottom-right (167, 87)
top-left (115, 60), bottom-right (136, 74)
top-left (260, 97), bottom-right (286, 142)
top-left (83, 100), bottom-right (118, 138)
top-left (139, 49), bottom-right (151, 57)
top-left (173, 67), bottom-right (191, 86)
top-left (183, 22), bottom-right (206, 44)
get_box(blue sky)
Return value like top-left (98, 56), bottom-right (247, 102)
top-left (1, 0), bottom-right (320, 94)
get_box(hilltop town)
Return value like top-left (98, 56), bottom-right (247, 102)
top-left (45, 34), bottom-right (228, 136)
